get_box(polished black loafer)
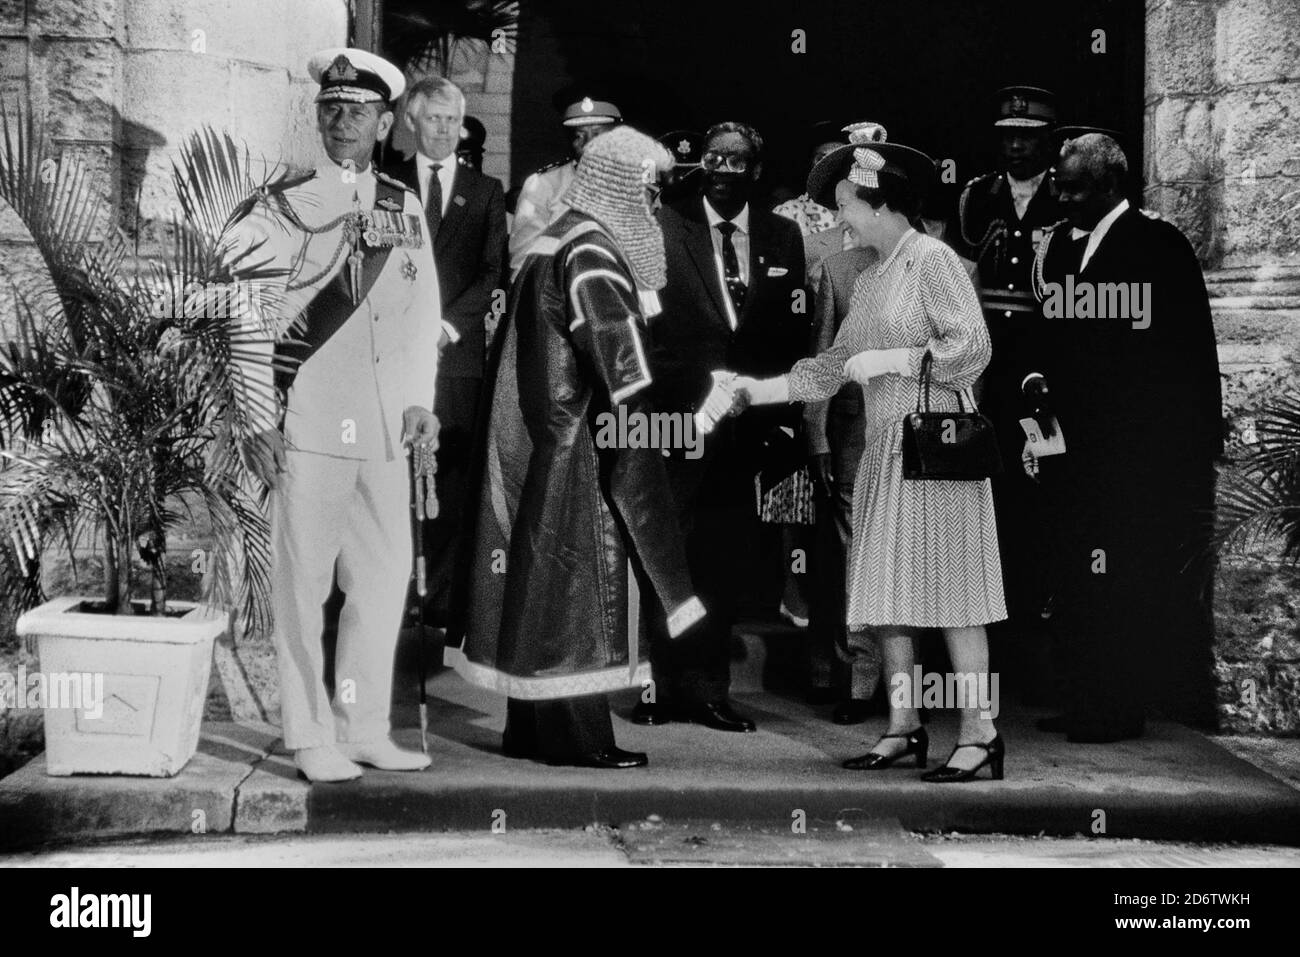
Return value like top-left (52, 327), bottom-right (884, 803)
top-left (558, 748), bottom-right (649, 769)
top-left (688, 700), bottom-right (757, 733)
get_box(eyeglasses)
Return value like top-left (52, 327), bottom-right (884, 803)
top-left (701, 151), bottom-right (751, 174)
top-left (644, 182), bottom-right (664, 207)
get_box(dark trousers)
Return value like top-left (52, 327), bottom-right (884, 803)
top-left (807, 409), bottom-right (878, 697)
top-left (502, 695), bottom-right (614, 761)
top-left (1051, 460), bottom-right (1218, 732)
top-left (420, 374), bottom-right (481, 626)
top-left (642, 453), bottom-right (757, 706)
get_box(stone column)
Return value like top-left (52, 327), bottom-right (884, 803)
top-left (1145, 0), bottom-right (1300, 425)
top-left (121, 0), bottom-right (349, 241)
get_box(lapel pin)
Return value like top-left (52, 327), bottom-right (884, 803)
top-left (454, 195), bottom-right (466, 206)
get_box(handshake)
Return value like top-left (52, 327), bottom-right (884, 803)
top-left (694, 371), bottom-right (754, 435)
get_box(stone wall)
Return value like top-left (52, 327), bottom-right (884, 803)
top-left (1145, 0), bottom-right (1300, 429)
top-left (0, 0), bottom-right (348, 253)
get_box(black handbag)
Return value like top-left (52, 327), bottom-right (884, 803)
top-left (901, 350), bottom-right (1003, 481)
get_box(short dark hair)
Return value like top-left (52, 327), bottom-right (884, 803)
top-left (704, 121), bottom-right (763, 160)
top-left (852, 170), bottom-right (922, 220)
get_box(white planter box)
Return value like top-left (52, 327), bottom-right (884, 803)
top-left (15, 597), bottom-right (227, 777)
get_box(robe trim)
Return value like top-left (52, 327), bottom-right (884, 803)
top-left (568, 268), bottom-right (634, 330)
top-left (609, 314), bottom-right (653, 404)
top-left (442, 645), bottom-right (651, 700)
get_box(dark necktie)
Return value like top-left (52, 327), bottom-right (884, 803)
top-left (716, 221), bottom-right (747, 313)
top-left (425, 162), bottom-right (443, 239)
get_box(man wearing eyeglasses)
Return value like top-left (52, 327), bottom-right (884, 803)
top-left (634, 121), bottom-right (808, 733)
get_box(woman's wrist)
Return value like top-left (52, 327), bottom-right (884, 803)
top-left (740, 375), bottom-right (790, 406)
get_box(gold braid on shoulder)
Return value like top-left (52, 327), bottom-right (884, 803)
top-left (1032, 218), bottom-right (1069, 302)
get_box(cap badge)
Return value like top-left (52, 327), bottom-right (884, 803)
top-left (677, 139), bottom-right (692, 155)
top-left (325, 55), bottom-right (359, 83)
top-left (580, 96), bottom-right (594, 113)
top-left (1010, 95), bottom-right (1028, 116)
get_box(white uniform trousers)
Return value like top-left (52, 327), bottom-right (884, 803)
top-left (271, 449), bottom-right (411, 750)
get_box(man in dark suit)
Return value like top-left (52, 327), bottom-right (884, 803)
top-left (388, 75), bottom-right (507, 626)
top-left (1025, 133), bottom-right (1223, 742)
top-left (633, 121), bottom-right (808, 732)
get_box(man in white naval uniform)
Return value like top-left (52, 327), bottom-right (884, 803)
top-left (236, 48), bottom-right (455, 783)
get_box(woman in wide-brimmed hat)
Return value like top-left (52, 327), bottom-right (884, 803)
top-left (732, 125), bottom-right (1009, 782)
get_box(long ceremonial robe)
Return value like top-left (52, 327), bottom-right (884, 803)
top-left (445, 210), bottom-right (699, 699)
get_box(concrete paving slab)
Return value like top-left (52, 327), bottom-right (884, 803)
top-left (3, 671), bottom-right (1298, 848)
top-left (0, 723), bottom-right (275, 849)
top-left (620, 817), bottom-right (942, 866)
top-left (302, 671), bottom-right (1300, 845)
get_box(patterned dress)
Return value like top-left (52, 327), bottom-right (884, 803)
top-left (788, 230), bottom-right (1007, 629)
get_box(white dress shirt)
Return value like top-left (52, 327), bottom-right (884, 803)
top-left (703, 198), bottom-right (750, 330)
top-left (416, 152), bottom-right (455, 216)
top-left (1079, 198), bottom-right (1129, 272)
top-left (1006, 169), bottom-right (1046, 220)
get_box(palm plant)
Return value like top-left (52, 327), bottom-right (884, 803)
top-left (384, 0), bottom-right (521, 76)
top-left (0, 102), bottom-right (296, 633)
top-left (1216, 392), bottom-right (1300, 565)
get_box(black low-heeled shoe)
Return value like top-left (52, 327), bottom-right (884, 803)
top-left (842, 726), bottom-right (929, 770)
top-left (920, 734), bottom-right (1004, 783)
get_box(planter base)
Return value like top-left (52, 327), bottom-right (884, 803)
top-left (16, 597), bottom-right (227, 777)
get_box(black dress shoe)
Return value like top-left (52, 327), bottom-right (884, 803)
top-left (843, 726), bottom-right (929, 770)
top-left (920, 734), bottom-right (1005, 783)
top-left (630, 701), bottom-right (673, 726)
top-left (1035, 714), bottom-right (1068, 734)
top-left (688, 700), bottom-right (757, 733)
top-left (832, 698), bottom-right (878, 725)
top-left (554, 747), bottom-right (649, 769)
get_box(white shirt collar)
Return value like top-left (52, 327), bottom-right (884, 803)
top-left (1006, 169), bottom-right (1046, 193)
top-left (1080, 198), bottom-right (1129, 270)
top-left (417, 152), bottom-right (454, 172)
top-left (703, 198), bottom-right (749, 234)
top-left (312, 157), bottom-right (376, 208)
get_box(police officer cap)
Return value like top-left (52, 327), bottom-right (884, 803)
top-left (994, 86), bottom-right (1056, 129)
top-left (562, 97), bottom-right (622, 128)
top-left (309, 48), bottom-right (405, 104)
top-left (658, 129), bottom-right (705, 167)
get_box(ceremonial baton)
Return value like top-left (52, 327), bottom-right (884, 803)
top-left (407, 444), bottom-right (433, 755)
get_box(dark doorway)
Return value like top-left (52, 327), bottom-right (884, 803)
top-left (511, 0), bottom-right (1144, 214)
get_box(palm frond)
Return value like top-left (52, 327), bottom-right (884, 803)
top-left (1216, 392), bottom-right (1300, 564)
top-left (385, 0), bottom-right (521, 75)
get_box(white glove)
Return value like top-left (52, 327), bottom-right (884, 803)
top-left (695, 371), bottom-right (745, 435)
top-left (843, 348), bottom-right (911, 385)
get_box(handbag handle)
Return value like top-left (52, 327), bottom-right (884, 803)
top-left (913, 349), bottom-right (969, 414)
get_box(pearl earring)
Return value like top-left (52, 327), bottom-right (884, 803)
top-left (873, 211), bottom-right (880, 217)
